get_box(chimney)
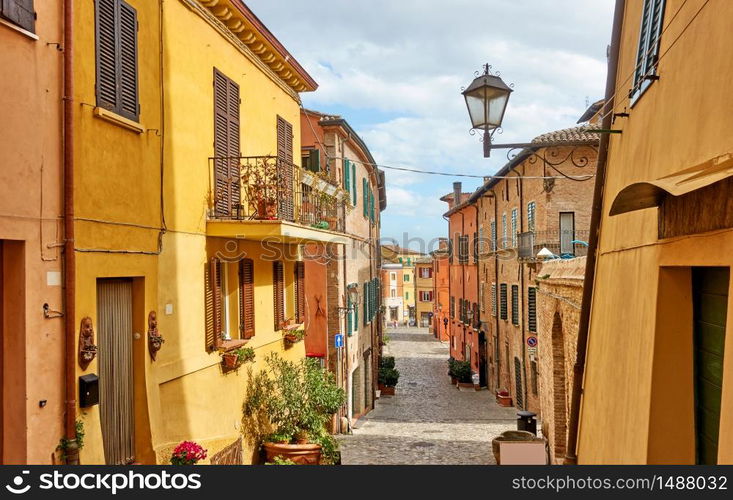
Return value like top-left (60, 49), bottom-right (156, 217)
top-left (453, 182), bottom-right (462, 206)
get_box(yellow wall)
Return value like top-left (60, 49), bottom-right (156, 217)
top-left (150, 0), bottom-right (307, 463)
top-left (578, 0), bottom-right (733, 464)
top-left (73, 0), bottom-right (163, 464)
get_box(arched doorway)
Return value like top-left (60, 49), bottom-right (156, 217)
top-left (551, 311), bottom-right (567, 460)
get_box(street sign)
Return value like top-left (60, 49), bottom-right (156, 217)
top-left (527, 336), bottom-right (538, 348)
top-left (334, 333), bottom-right (344, 349)
top-left (528, 347), bottom-right (537, 356)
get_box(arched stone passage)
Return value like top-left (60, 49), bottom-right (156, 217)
top-left (551, 311), bottom-right (567, 459)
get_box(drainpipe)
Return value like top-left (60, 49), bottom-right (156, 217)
top-left (63, 0), bottom-right (79, 464)
top-left (491, 189), bottom-right (500, 390)
top-left (564, 0), bottom-right (625, 465)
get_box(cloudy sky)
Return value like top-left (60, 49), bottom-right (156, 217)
top-left (247, 0), bottom-right (615, 250)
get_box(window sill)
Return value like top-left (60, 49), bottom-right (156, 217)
top-left (218, 339), bottom-right (249, 352)
top-left (0, 18), bottom-right (38, 40)
top-left (93, 107), bottom-right (145, 134)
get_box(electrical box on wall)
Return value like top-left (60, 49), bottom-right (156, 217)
top-left (79, 374), bottom-right (99, 408)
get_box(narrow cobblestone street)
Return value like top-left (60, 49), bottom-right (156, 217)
top-left (339, 327), bottom-right (516, 465)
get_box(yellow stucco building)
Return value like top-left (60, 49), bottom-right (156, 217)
top-left (577, 0), bottom-right (733, 464)
top-left (73, 0), bottom-right (343, 464)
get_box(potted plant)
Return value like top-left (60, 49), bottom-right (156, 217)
top-left (243, 353), bottom-right (346, 465)
top-left (170, 441), bottom-right (207, 465)
top-left (236, 346), bottom-right (255, 363)
top-left (378, 357), bottom-right (399, 396)
top-left (447, 357), bottom-right (458, 384)
top-left (496, 389), bottom-right (513, 407)
top-left (283, 328), bottom-right (305, 344)
top-left (453, 360), bottom-right (473, 389)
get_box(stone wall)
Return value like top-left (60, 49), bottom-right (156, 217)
top-left (535, 256), bottom-right (585, 464)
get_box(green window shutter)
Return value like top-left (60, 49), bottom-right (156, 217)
top-left (354, 295), bottom-right (358, 330)
top-left (362, 178), bottom-right (368, 216)
top-left (363, 282), bottom-right (368, 326)
top-left (370, 191), bottom-right (375, 222)
top-left (344, 159), bottom-right (350, 193)
top-left (309, 149), bottom-right (321, 173)
top-left (347, 297), bottom-right (353, 336)
top-left (352, 162), bottom-right (357, 205)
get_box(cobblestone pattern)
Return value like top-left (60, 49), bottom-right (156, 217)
top-left (338, 327), bottom-right (516, 465)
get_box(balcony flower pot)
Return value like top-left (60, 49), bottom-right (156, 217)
top-left (263, 442), bottom-right (322, 465)
top-left (222, 352), bottom-right (240, 370)
top-left (256, 199), bottom-right (277, 220)
top-left (325, 216), bottom-right (338, 231)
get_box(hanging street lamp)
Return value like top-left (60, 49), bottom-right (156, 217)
top-left (462, 64), bottom-right (513, 158)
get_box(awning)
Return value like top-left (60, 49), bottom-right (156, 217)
top-left (610, 152), bottom-right (733, 216)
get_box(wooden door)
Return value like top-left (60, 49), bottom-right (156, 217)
top-left (692, 267), bottom-right (729, 465)
top-left (97, 279), bottom-right (135, 465)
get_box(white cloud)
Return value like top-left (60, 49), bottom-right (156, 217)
top-left (245, 0), bottom-right (616, 241)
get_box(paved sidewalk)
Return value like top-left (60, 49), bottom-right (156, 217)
top-left (339, 327), bottom-right (516, 465)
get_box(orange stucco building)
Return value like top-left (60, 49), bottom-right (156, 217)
top-left (1, 2), bottom-right (65, 463)
top-left (431, 239), bottom-right (450, 341)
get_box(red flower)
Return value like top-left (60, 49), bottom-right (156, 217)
top-left (170, 441), bottom-right (207, 465)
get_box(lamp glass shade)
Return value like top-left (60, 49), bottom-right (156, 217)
top-left (462, 73), bottom-right (512, 131)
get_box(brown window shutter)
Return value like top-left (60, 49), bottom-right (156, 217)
top-left (210, 258), bottom-right (223, 349)
top-left (204, 263), bottom-right (215, 350)
top-left (276, 117), bottom-right (294, 221)
top-left (273, 261), bottom-right (284, 329)
top-left (118, 1), bottom-right (139, 120)
top-left (213, 69), bottom-right (240, 218)
top-left (239, 259), bottom-right (255, 339)
top-left (1, 0), bottom-right (36, 33)
top-left (294, 261), bottom-right (305, 324)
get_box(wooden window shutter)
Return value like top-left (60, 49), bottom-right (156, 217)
top-left (362, 178), bottom-right (368, 216)
top-left (239, 259), bottom-right (255, 339)
top-left (94, 0), bottom-right (139, 120)
top-left (208, 258), bottom-right (223, 350)
top-left (308, 149), bottom-right (321, 173)
top-left (295, 261), bottom-right (305, 324)
top-left (511, 285), bottom-right (519, 326)
top-left (1, 0), bottom-right (36, 33)
top-left (273, 261), bottom-right (284, 330)
top-left (213, 69), bottom-right (240, 218)
top-left (363, 282), bottom-right (368, 326)
top-left (277, 117), bottom-right (294, 220)
top-left (95, 0), bottom-right (118, 112)
top-left (343, 159), bottom-right (350, 192)
top-left (346, 297), bottom-right (353, 336)
top-left (118, 1), bottom-right (139, 120)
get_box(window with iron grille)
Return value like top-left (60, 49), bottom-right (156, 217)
top-left (450, 296), bottom-right (455, 318)
top-left (514, 357), bottom-right (524, 410)
top-left (511, 285), bottom-right (519, 326)
top-left (531, 360), bottom-right (538, 395)
top-left (528, 287), bottom-right (537, 332)
top-left (491, 283), bottom-right (497, 317)
top-left (95, 0), bottom-right (139, 121)
top-left (490, 220), bottom-right (497, 251)
top-left (631, 0), bottom-right (666, 101)
top-left (511, 209), bottom-right (518, 248)
top-left (0, 0), bottom-right (35, 33)
top-left (500, 284), bottom-right (507, 320)
top-left (502, 213), bottom-right (507, 248)
top-left (527, 201), bottom-right (536, 233)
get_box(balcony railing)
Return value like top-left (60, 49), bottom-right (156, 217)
top-left (517, 230), bottom-right (590, 260)
top-left (208, 155), bottom-right (346, 232)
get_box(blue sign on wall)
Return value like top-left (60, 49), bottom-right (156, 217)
top-left (335, 333), bottom-right (344, 348)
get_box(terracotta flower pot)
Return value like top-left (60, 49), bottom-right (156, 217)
top-left (491, 431), bottom-right (544, 464)
top-left (457, 382), bottom-right (474, 389)
top-left (380, 386), bottom-right (395, 396)
top-left (222, 353), bottom-right (239, 369)
top-left (263, 442), bottom-right (322, 465)
top-left (496, 394), bottom-right (513, 407)
top-left (256, 199), bottom-right (277, 219)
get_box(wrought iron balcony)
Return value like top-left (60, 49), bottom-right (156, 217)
top-left (208, 155), bottom-right (346, 234)
top-left (517, 230), bottom-right (590, 260)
